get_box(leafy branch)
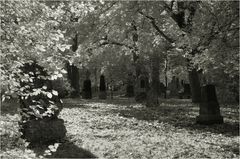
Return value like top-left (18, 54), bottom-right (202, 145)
top-left (99, 38), bottom-right (134, 50)
top-left (137, 10), bottom-right (175, 43)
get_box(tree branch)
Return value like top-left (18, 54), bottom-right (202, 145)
top-left (99, 39), bottom-right (134, 50)
top-left (138, 10), bottom-right (175, 43)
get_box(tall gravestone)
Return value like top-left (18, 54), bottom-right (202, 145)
top-left (183, 84), bottom-right (191, 98)
top-left (66, 34), bottom-right (80, 98)
top-left (159, 82), bottom-right (166, 97)
top-left (99, 75), bottom-right (107, 99)
top-left (65, 62), bottom-right (80, 98)
top-left (135, 75), bottom-right (148, 102)
top-left (126, 85), bottom-right (134, 97)
top-left (168, 76), bottom-right (179, 97)
top-left (196, 84), bottom-right (223, 124)
top-left (179, 83), bottom-right (191, 99)
top-left (19, 62), bottom-right (66, 144)
top-left (82, 79), bottom-right (92, 99)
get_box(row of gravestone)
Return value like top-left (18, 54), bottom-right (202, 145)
top-left (19, 63), bottom-right (223, 145)
top-left (82, 75), bottom-right (107, 99)
top-left (165, 77), bottom-right (224, 124)
top-left (129, 75), bottom-right (223, 124)
top-left (130, 75), bottom-right (192, 101)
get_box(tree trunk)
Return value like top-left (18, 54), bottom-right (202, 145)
top-left (71, 65), bottom-right (80, 97)
top-left (110, 85), bottom-right (113, 99)
top-left (66, 34), bottom-right (80, 98)
top-left (126, 79), bottom-right (134, 97)
top-left (146, 53), bottom-right (160, 107)
top-left (188, 68), bottom-right (201, 103)
top-left (66, 62), bottom-right (80, 98)
top-left (125, 51), bottom-right (137, 97)
top-left (164, 59), bottom-right (168, 98)
top-left (94, 67), bottom-right (98, 92)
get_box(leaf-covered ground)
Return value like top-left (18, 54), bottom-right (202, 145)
top-left (1, 97), bottom-right (239, 158)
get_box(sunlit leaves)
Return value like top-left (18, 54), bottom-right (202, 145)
top-left (52, 90), bottom-right (58, 96)
top-left (190, 1), bottom-right (239, 77)
top-left (47, 92), bottom-right (53, 99)
top-left (0, 0), bottom-right (75, 99)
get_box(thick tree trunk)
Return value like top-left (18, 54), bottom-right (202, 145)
top-left (66, 62), bottom-right (80, 98)
top-left (71, 65), bottom-right (80, 97)
top-left (94, 67), bottom-right (98, 92)
top-left (146, 53), bottom-right (160, 107)
top-left (125, 51), bottom-right (138, 97)
top-left (66, 34), bottom-right (80, 97)
top-left (188, 68), bottom-right (201, 103)
top-left (128, 21), bottom-right (140, 97)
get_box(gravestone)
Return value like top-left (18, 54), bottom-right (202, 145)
top-left (21, 118), bottom-right (66, 144)
top-left (82, 79), bottom-right (92, 99)
top-left (135, 75), bottom-right (148, 102)
top-left (99, 75), bottom-right (107, 99)
top-left (196, 84), bottom-right (223, 124)
top-left (168, 76), bottom-right (179, 97)
top-left (178, 83), bottom-right (191, 99)
top-left (159, 82), bottom-right (166, 97)
top-left (19, 62), bottom-right (66, 144)
top-left (126, 85), bottom-right (134, 97)
top-left (176, 77), bottom-right (180, 90)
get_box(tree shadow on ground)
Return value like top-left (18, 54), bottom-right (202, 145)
top-left (1, 98), bottom-right (19, 115)
top-left (31, 139), bottom-right (97, 158)
top-left (62, 97), bottom-right (239, 137)
top-left (103, 98), bottom-right (239, 137)
top-left (63, 97), bottom-right (137, 109)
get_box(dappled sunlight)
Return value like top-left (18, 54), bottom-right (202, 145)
top-left (1, 0), bottom-right (239, 158)
top-left (59, 97), bottom-right (239, 158)
top-left (0, 97), bottom-right (239, 158)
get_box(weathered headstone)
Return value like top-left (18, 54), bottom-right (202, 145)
top-left (196, 84), bottom-right (223, 124)
top-left (21, 118), bottom-right (66, 144)
top-left (168, 76), bottom-right (178, 97)
top-left (159, 82), bottom-right (166, 97)
top-left (178, 83), bottom-right (191, 99)
top-left (140, 79), bottom-right (145, 88)
top-left (99, 75), bottom-right (107, 99)
top-left (126, 85), bottom-right (134, 97)
top-left (135, 75), bottom-right (148, 102)
top-left (19, 62), bottom-right (66, 144)
top-left (82, 79), bottom-right (92, 99)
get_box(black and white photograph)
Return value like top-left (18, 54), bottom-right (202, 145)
top-left (0, 0), bottom-right (239, 158)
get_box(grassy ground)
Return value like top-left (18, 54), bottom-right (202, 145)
top-left (1, 97), bottom-right (239, 158)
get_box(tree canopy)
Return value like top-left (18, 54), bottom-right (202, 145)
top-left (1, 0), bottom-right (239, 102)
